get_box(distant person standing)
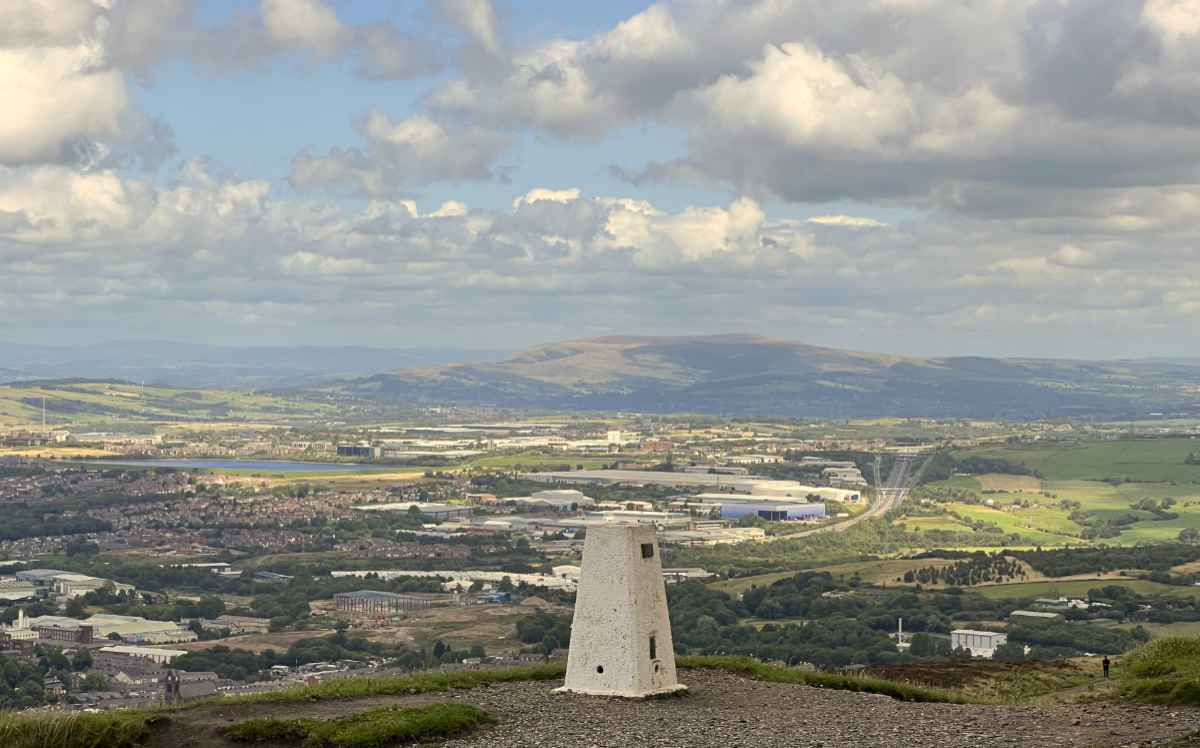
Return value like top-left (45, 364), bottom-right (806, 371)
top-left (1102, 656), bottom-right (1111, 678)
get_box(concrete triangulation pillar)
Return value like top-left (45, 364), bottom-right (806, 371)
top-left (556, 522), bottom-right (686, 697)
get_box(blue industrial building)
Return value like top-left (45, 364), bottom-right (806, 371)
top-left (719, 502), bottom-right (826, 522)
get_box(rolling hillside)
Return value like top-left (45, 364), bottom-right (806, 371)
top-left (331, 335), bottom-right (1200, 419)
top-left (0, 341), bottom-right (504, 389)
top-left (0, 381), bottom-right (337, 428)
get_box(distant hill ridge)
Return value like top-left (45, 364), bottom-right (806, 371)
top-left (0, 341), bottom-right (506, 389)
top-left (333, 334), bottom-right (1200, 420)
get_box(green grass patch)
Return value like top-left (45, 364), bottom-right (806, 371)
top-left (1120, 636), bottom-right (1200, 704)
top-left (947, 503), bottom-right (1083, 545)
top-left (0, 381), bottom-right (335, 428)
top-left (1102, 621), bottom-right (1200, 640)
top-left (1037, 480), bottom-right (1200, 545)
top-left (706, 559), bottom-right (952, 594)
top-left (901, 515), bottom-right (976, 534)
top-left (933, 475), bottom-right (985, 491)
top-left (0, 711), bottom-right (154, 748)
top-left (963, 439), bottom-right (1200, 484)
top-left (226, 662), bottom-right (566, 706)
top-left (678, 655), bottom-right (967, 703)
top-left (708, 570), bottom-right (804, 595)
top-left (973, 579), bottom-right (1200, 600)
top-left (808, 558), bottom-right (961, 586)
top-left (226, 704), bottom-right (493, 747)
top-left (961, 663), bottom-right (1096, 704)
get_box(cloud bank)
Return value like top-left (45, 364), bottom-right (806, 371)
top-left (2, 0), bottom-right (1199, 356)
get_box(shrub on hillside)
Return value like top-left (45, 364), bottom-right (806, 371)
top-left (1120, 636), bottom-right (1200, 704)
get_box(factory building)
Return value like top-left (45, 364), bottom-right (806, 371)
top-left (745, 486), bottom-right (862, 503)
top-left (333, 590), bottom-right (447, 614)
top-left (520, 469), bottom-right (811, 494)
top-left (25, 614), bottom-right (195, 644)
top-left (337, 444), bottom-right (383, 459)
top-left (15, 569), bottom-right (133, 598)
top-left (0, 579), bottom-right (38, 603)
top-left (822, 466), bottom-right (869, 487)
top-left (95, 646), bottom-right (187, 676)
top-left (0, 609), bottom-right (39, 643)
top-left (725, 454), bottom-right (784, 465)
top-left (586, 510), bottom-right (692, 528)
top-left (1009, 610), bottom-right (1064, 623)
top-left (196, 615), bottom-right (271, 635)
top-left (502, 489), bottom-right (596, 512)
top-left (53, 573), bottom-right (134, 599)
top-left (35, 621), bottom-right (96, 643)
top-left (950, 630), bottom-right (1007, 658)
top-left (683, 465), bottom-right (750, 475)
top-left (718, 502), bottom-right (826, 522)
top-left (521, 470), bottom-right (864, 502)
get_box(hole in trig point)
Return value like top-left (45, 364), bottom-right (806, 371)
top-left (641, 543), bottom-right (654, 559)
top-left (596, 665), bottom-right (604, 674)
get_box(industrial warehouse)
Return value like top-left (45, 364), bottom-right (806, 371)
top-left (333, 590), bottom-right (451, 614)
top-left (4, 613), bottom-right (196, 645)
top-left (519, 470), bottom-right (861, 503)
top-left (713, 500), bottom-right (825, 522)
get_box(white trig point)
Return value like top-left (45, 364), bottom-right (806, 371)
top-left (556, 522), bottom-right (686, 697)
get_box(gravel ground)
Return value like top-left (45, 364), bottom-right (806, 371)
top-left (431, 670), bottom-right (1200, 748)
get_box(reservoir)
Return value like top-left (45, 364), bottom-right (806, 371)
top-left (78, 459), bottom-right (398, 473)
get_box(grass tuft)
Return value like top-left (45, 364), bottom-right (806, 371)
top-left (1120, 636), bottom-right (1200, 704)
top-left (0, 711), bottom-right (156, 748)
top-left (223, 662), bottom-right (565, 706)
top-left (225, 703), bottom-right (494, 747)
top-left (679, 655), bottom-right (968, 703)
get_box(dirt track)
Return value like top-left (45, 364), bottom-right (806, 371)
top-left (148, 669), bottom-right (1200, 748)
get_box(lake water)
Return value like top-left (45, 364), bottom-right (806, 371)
top-left (80, 459), bottom-right (397, 473)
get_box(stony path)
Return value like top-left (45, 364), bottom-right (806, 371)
top-left (433, 670), bottom-right (1200, 748)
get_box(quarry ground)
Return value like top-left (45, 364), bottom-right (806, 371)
top-left (149, 669), bottom-right (1200, 748)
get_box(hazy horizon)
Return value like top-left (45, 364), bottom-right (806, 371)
top-left (2, 333), bottom-right (1200, 364)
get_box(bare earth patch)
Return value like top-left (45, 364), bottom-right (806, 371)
top-left (1171, 560), bottom-right (1200, 575)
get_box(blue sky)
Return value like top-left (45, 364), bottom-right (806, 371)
top-left (140, 0), bottom-right (711, 212)
top-left (139, 1), bottom-right (901, 220)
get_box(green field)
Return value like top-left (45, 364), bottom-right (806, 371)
top-left (938, 475), bottom-right (986, 491)
top-left (964, 438), bottom-right (1200, 484)
top-left (1041, 480), bottom-right (1200, 545)
top-left (910, 494), bottom-right (1200, 546)
top-left (900, 516), bottom-right (975, 533)
top-left (1101, 621), bottom-right (1200, 640)
top-left (1047, 480), bottom-right (1200, 505)
top-left (709, 558), bottom-right (958, 594)
top-left (972, 579), bottom-right (1200, 600)
top-left (947, 503), bottom-right (1083, 545)
top-left (708, 570), bottom-right (801, 595)
top-left (913, 439), bottom-right (1200, 548)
